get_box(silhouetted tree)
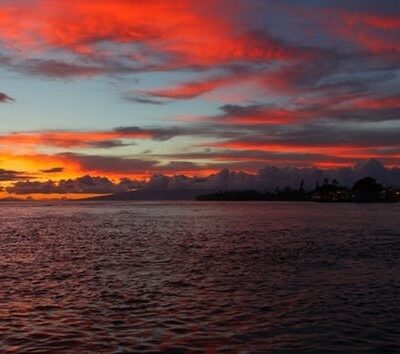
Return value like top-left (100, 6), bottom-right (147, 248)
top-left (352, 177), bottom-right (383, 202)
top-left (299, 179), bottom-right (305, 192)
top-left (196, 176), bottom-right (398, 203)
top-left (352, 177), bottom-right (382, 193)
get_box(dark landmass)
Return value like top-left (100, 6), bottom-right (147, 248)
top-left (81, 176), bottom-right (400, 203)
top-left (0, 197), bottom-right (26, 202)
top-left (197, 177), bottom-right (400, 203)
top-left (83, 189), bottom-right (206, 201)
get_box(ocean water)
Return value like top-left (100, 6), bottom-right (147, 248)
top-left (0, 201), bottom-right (399, 353)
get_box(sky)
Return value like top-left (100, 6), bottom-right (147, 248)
top-left (0, 0), bottom-right (399, 198)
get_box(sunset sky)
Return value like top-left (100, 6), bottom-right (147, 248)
top-left (0, 0), bottom-right (399, 198)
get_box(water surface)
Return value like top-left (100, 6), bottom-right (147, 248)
top-left (0, 202), bottom-right (399, 352)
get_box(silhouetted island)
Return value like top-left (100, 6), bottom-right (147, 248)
top-left (84, 189), bottom-right (203, 201)
top-left (196, 177), bottom-right (400, 203)
top-left (82, 176), bottom-right (400, 202)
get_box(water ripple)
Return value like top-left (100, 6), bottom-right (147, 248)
top-left (0, 201), bottom-right (399, 352)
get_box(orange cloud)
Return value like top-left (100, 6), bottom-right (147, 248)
top-left (0, 130), bottom-right (152, 149)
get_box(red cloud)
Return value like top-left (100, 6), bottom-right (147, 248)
top-left (328, 10), bottom-right (400, 54)
top-left (211, 141), bottom-right (400, 166)
top-left (220, 108), bottom-right (311, 125)
top-left (340, 12), bottom-right (400, 31)
top-left (133, 70), bottom-right (258, 102)
top-left (144, 76), bottom-right (236, 100)
top-left (352, 95), bottom-right (400, 110)
top-left (0, 0), bottom-right (298, 71)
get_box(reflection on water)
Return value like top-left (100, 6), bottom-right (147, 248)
top-left (0, 201), bottom-right (399, 352)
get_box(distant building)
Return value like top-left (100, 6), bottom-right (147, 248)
top-left (311, 189), bottom-right (352, 202)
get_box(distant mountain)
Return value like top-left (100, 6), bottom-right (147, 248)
top-left (83, 189), bottom-right (208, 201)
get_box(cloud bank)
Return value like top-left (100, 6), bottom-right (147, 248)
top-left (5, 159), bottom-right (399, 196)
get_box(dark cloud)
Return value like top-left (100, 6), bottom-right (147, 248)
top-left (207, 91), bottom-right (400, 127)
top-left (114, 125), bottom-right (238, 141)
top-left (0, 92), bottom-right (14, 103)
top-left (154, 161), bottom-right (205, 172)
top-left (121, 95), bottom-right (166, 105)
top-left (7, 175), bottom-right (143, 195)
top-left (16, 59), bottom-right (107, 78)
top-left (0, 168), bottom-right (30, 181)
top-left (114, 126), bottom-right (183, 141)
top-left (40, 167), bottom-right (64, 173)
top-left (60, 153), bottom-right (158, 173)
top-left (219, 104), bottom-right (264, 117)
top-left (60, 153), bottom-right (214, 175)
top-left (323, 107), bottom-right (400, 122)
top-left (248, 123), bottom-right (400, 147)
top-left (144, 159), bottom-right (400, 192)
top-left (87, 140), bottom-right (134, 149)
top-left (0, 125), bottom-right (240, 151)
top-left (328, 0), bottom-right (400, 14)
top-left (1, 53), bottom-right (169, 80)
top-left (152, 149), bottom-right (364, 165)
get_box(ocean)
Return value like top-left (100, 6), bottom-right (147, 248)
top-left (1, 201), bottom-right (399, 352)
